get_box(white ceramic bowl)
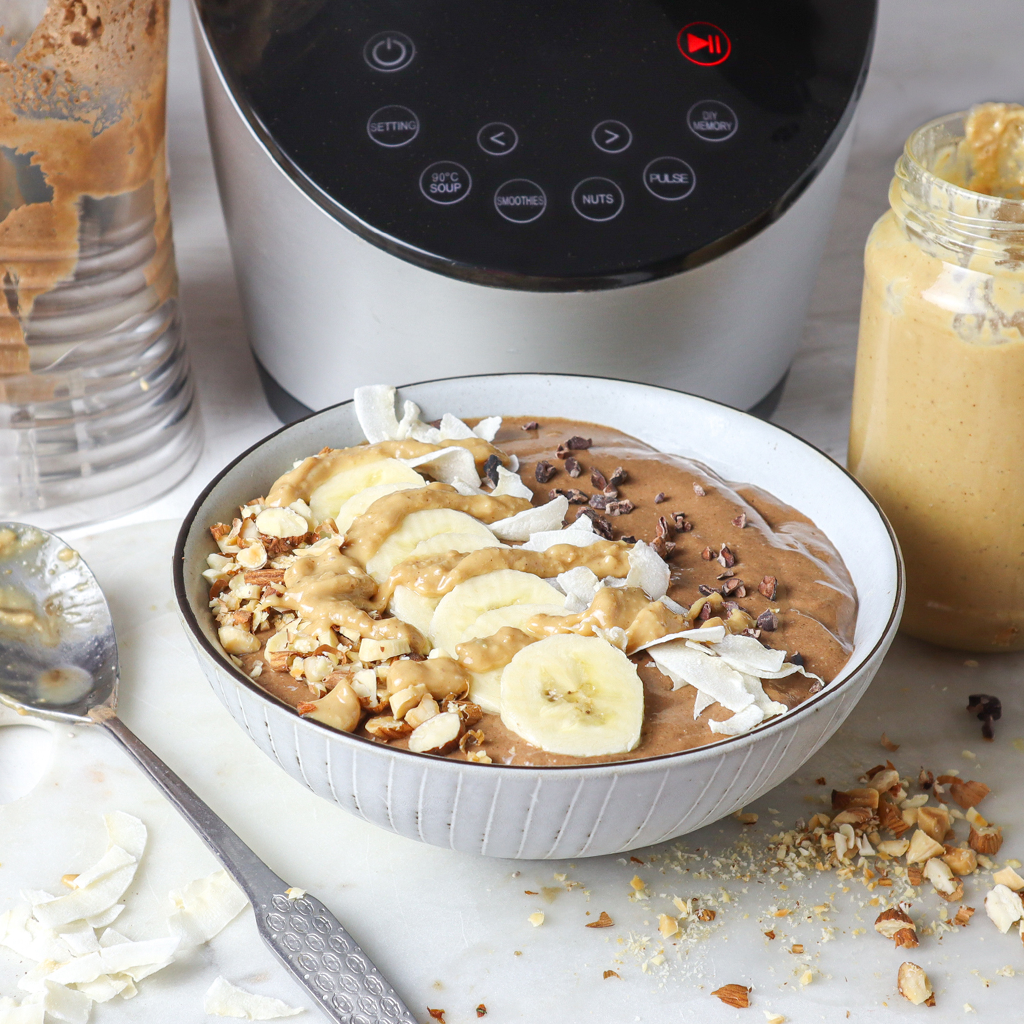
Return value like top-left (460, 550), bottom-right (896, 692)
top-left (174, 375), bottom-right (903, 859)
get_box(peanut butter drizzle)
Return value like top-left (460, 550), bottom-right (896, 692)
top-left (265, 439), bottom-right (507, 507)
top-left (379, 539), bottom-right (632, 605)
top-left (383, 656), bottom-right (470, 700)
top-left (268, 537), bottom-right (428, 652)
top-left (343, 486), bottom-right (532, 566)
top-left (526, 586), bottom-right (691, 651)
top-left (455, 627), bottom-right (536, 673)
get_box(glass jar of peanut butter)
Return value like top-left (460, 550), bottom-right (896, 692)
top-left (849, 104), bottom-right (1024, 651)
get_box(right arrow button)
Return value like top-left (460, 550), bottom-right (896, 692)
top-left (592, 120), bottom-right (633, 154)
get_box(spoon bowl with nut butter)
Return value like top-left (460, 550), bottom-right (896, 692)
top-left (0, 521), bottom-right (417, 1024)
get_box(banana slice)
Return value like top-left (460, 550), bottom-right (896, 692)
top-left (390, 585), bottom-right (440, 639)
top-left (454, 603), bottom-right (566, 714)
top-left (500, 634), bottom-right (644, 756)
top-left (459, 602), bottom-right (568, 643)
top-left (333, 480), bottom-right (427, 535)
top-left (309, 457), bottom-right (426, 525)
top-left (365, 509), bottom-right (498, 583)
top-left (405, 530), bottom-right (503, 562)
top-left (429, 570), bottom-right (565, 655)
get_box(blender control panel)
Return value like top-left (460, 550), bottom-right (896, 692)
top-left (201, 0), bottom-right (875, 287)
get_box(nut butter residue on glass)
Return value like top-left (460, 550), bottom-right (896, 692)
top-left (849, 103), bottom-right (1024, 651)
top-left (204, 392), bottom-right (856, 767)
top-left (0, 0), bottom-right (172, 374)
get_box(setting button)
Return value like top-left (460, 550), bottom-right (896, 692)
top-left (363, 31), bottom-right (415, 73)
top-left (571, 177), bottom-right (624, 222)
top-left (592, 120), bottom-right (632, 154)
top-left (478, 123), bottom-right (518, 156)
top-left (494, 179), bottom-right (546, 223)
top-left (420, 161), bottom-right (472, 205)
top-left (643, 158), bottom-right (696, 201)
top-left (367, 105), bottom-right (420, 148)
top-left (687, 100), bottom-right (738, 142)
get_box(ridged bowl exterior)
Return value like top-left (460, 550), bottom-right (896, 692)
top-left (175, 375), bottom-right (902, 859)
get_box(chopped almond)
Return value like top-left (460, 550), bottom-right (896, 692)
top-left (833, 788), bottom-right (879, 811)
top-left (969, 825), bottom-right (1003, 855)
top-left (916, 806), bottom-right (950, 844)
top-left (949, 779), bottom-right (990, 809)
top-left (942, 846), bottom-right (978, 876)
top-left (953, 906), bottom-right (976, 927)
top-left (993, 867), bottom-right (1024, 892)
top-left (711, 984), bottom-right (750, 1009)
top-left (881, 732), bottom-right (900, 752)
top-left (874, 907), bottom-right (916, 942)
top-left (603, 970), bottom-right (620, 980)
top-left (586, 912), bottom-right (614, 929)
top-left (906, 829), bottom-right (944, 865)
top-left (897, 962), bottom-right (934, 1006)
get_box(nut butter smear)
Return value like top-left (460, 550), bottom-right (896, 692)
top-left (204, 391), bottom-right (855, 766)
top-left (850, 102), bottom-right (1024, 650)
top-left (0, 0), bottom-right (172, 379)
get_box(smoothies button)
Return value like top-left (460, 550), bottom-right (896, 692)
top-left (571, 177), bottom-right (624, 221)
top-left (420, 161), bottom-right (472, 205)
top-left (494, 179), bottom-right (547, 223)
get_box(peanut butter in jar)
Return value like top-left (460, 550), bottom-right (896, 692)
top-left (849, 104), bottom-right (1024, 651)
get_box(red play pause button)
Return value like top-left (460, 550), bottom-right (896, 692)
top-left (677, 21), bottom-right (731, 66)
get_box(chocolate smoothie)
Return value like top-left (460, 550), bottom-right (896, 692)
top-left (205, 407), bottom-right (856, 767)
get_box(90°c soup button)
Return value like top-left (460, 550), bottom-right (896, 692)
top-left (419, 162), bottom-right (473, 205)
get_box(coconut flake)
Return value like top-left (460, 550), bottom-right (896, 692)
top-left (622, 541), bottom-right (669, 600)
top-left (54, 920), bottom-right (100, 957)
top-left (519, 517), bottom-right (602, 552)
top-left (633, 625), bottom-right (726, 652)
top-left (693, 690), bottom-right (716, 719)
top-left (167, 870), bottom-right (248, 948)
top-left (72, 975), bottom-right (134, 1003)
top-left (353, 385), bottom-right (403, 443)
top-left (84, 904), bottom-right (124, 930)
top-left (712, 634), bottom-right (788, 675)
top-left (45, 937), bottom-right (179, 986)
top-left (708, 705), bottom-right (765, 736)
top-left (491, 496), bottom-right (569, 542)
top-left (67, 846), bottom-right (136, 892)
top-left (472, 416), bottom-right (502, 442)
top-left (39, 981), bottom-right (90, 1024)
top-left (650, 642), bottom-right (756, 711)
top-left (556, 567), bottom-right (601, 614)
top-left (438, 413), bottom-right (476, 440)
top-left (0, 995), bottom-right (43, 1024)
top-left (492, 465), bottom-right (533, 500)
top-left (0, 905), bottom-right (71, 963)
top-left (203, 977), bottom-right (303, 1020)
top-left (401, 446), bottom-right (480, 488)
top-left (658, 594), bottom-right (689, 616)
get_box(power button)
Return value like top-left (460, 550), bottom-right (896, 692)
top-left (363, 31), bottom-right (416, 73)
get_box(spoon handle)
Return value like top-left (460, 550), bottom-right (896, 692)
top-left (99, 713), bottom-right (418, 1024)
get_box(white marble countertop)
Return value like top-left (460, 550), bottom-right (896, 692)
top-left (2, 2), bottom-right (1023, 1022)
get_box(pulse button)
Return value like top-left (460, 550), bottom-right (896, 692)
top-left (363, 31), bottom-right (415, 72)
top-left (643, 158), bottom-right (696, 201)
top-left (571, 177), bottom-right (624, 222)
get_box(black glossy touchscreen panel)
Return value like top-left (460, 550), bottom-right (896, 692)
top-left (200, 0), bottom-right (875, 289)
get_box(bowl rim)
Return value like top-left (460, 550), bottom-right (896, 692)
top-left (173, 371), bottom-right (904, 772)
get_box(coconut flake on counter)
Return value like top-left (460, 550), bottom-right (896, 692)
top-left (203, 976), bottom-right (302, 1019)
top-left (490, 495), bottom-right (569, 542)
top-left (0, 816), bottom-right (252, 1020)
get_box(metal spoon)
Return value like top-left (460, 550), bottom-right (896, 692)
top-left (0, 521), bottom-right (416, 1024)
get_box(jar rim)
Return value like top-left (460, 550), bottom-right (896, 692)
top-left (900, 109), bottom-right (1024, 213)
